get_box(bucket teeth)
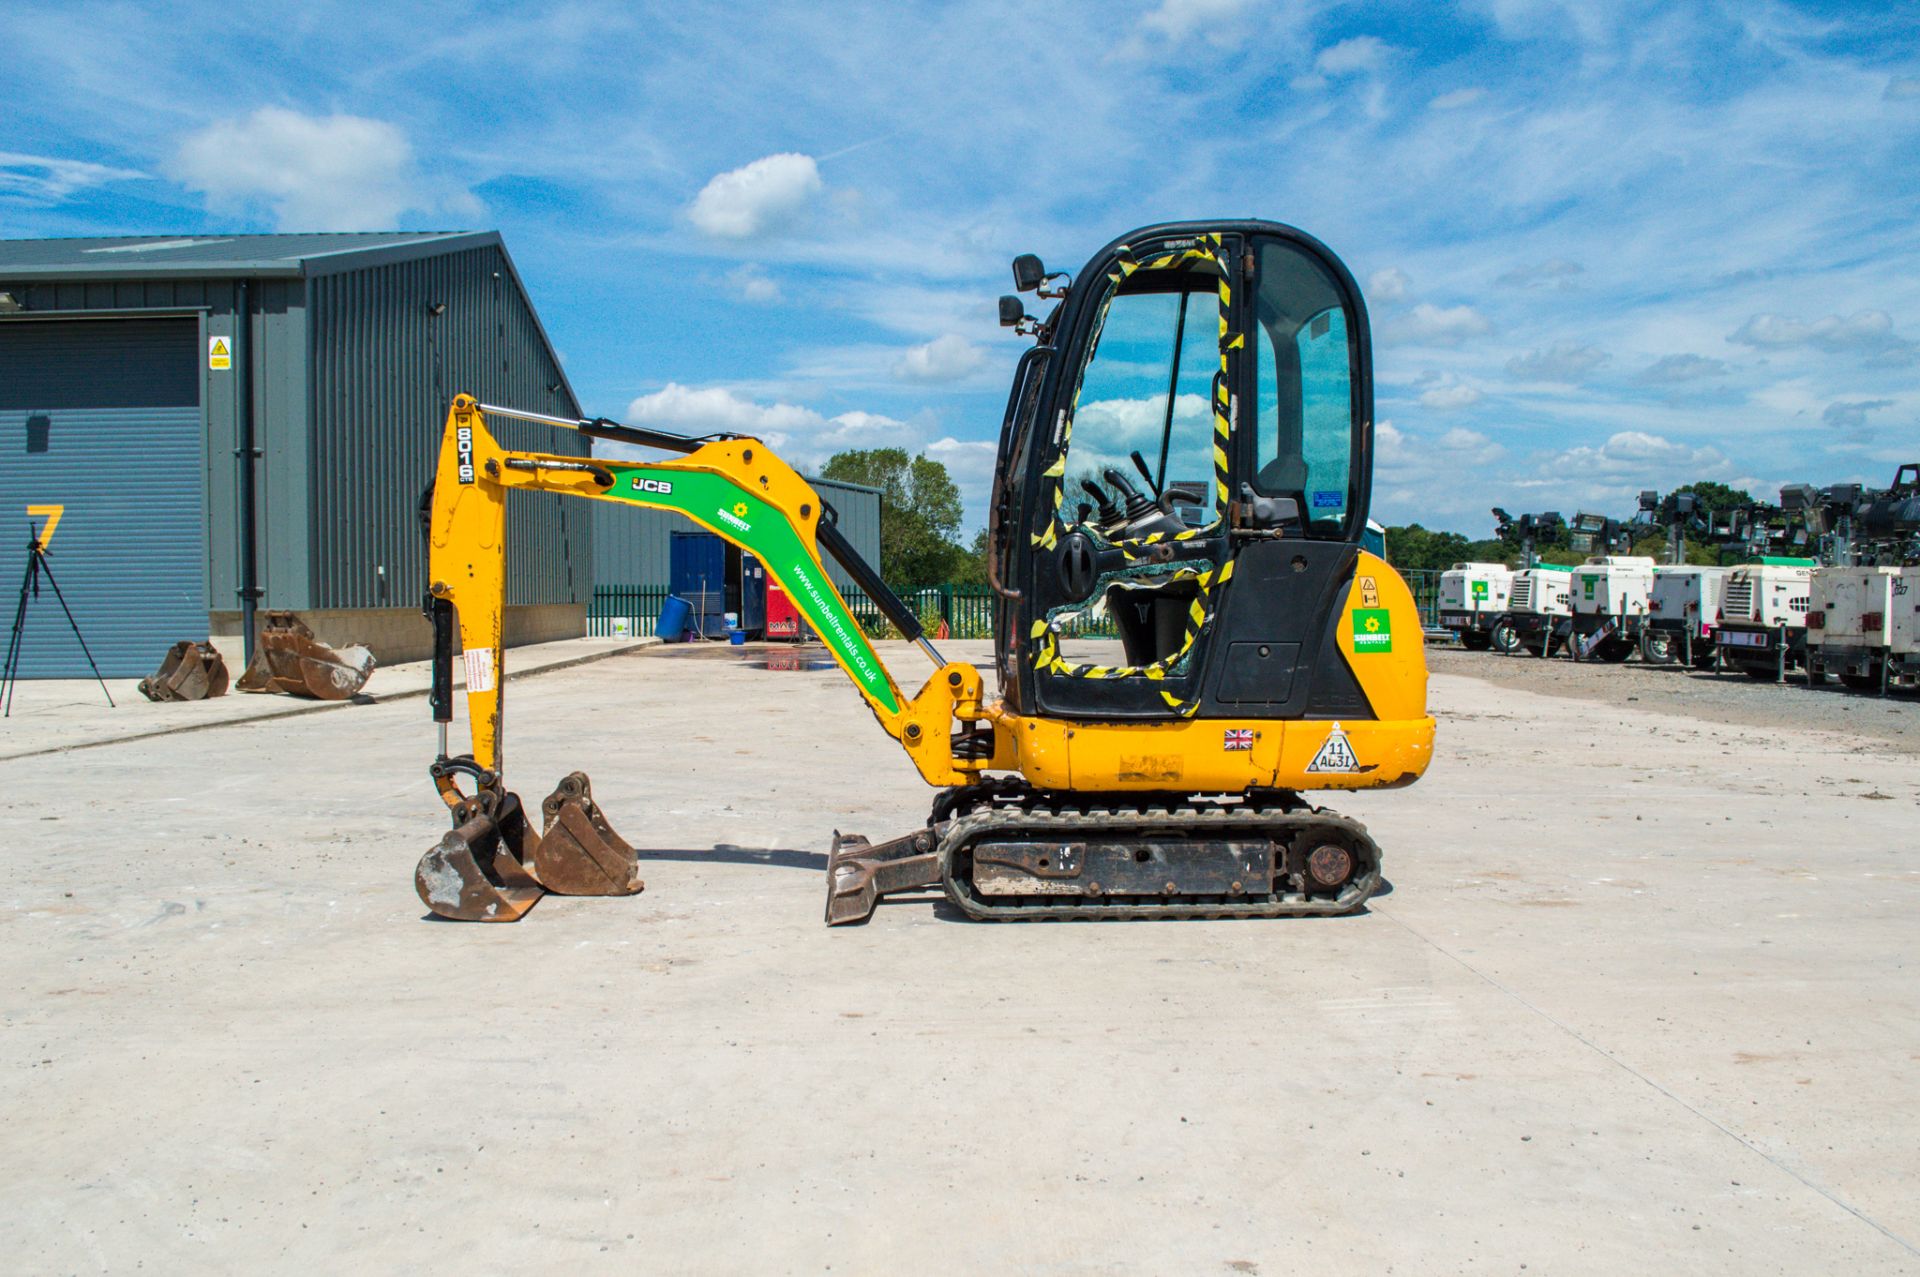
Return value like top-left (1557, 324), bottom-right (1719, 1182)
top-left (529, 772), bottom-right (644, 896)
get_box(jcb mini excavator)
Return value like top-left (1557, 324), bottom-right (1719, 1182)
top-left (414, 220), bottom-right (1435, 924)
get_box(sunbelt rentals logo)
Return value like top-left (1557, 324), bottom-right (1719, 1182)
top-left (1352, 608), bottom-right (1392, 653)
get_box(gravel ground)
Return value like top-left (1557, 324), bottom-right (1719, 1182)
top-left (1427, 643), bottom-right (1919, 755)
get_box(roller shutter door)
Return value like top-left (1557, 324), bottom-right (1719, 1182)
top-left (0, 318), bottom-right (205, 678)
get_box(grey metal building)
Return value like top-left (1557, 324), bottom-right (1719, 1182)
top-left (0, 232), bottom-right (588, 677)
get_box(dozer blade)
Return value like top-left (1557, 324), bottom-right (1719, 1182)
top-left (138, 641), bottom-right (230, 702)
top-left (236, 611), bottom-right (377, 700)
top-left (825, 828), bottom-right (940, 926)
top-left (415, 791), bottom-right (546, 922)
top-left (529, 772), bottom-right (644, 896)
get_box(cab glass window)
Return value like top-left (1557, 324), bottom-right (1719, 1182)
top-left (1062, 278), bottom-right (1219, 530)
top-left (1252, 241), bottom-right (1356, 534)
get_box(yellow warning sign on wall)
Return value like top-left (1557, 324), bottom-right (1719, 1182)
top-left (208, 336), bottom-right (231, 371)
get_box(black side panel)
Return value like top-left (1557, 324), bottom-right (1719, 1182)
top-left (1198, 540), bottom-right (1374, 720)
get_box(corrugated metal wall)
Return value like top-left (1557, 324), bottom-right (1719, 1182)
top-left (592, 478), bottom-right (883, 594)
top-left (305, 245), bottom-right (588, 610)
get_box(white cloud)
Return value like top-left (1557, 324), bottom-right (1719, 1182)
top-left (1315, 36), bottom-right (1394, 76)
top-left (1430, 88), bottom-right (1486, 110)
top-left (1887, 76), bottom-right (1920, 101)
top-left (1639, 353), bottom-right (1730, 384)
top-left (1549, 430), bottom-right (1728, 478)
top-left (687, 153), bottom-right (822, 239)
top-left (0, 151), bottom-right (144, 205)
top-left (1728, 310), bottom-right (1916, 366)
top-left (1367, 267), bottom-right (1409, 303)
top-left (1392, 302), bottom-right (1493, 346)
top-left (1505, 340), bottom-right (1610, 382)
top-left (168, 108), bottom-right (455, 231)
top-left (1420, 380), bottom-right (1484, 410)
top-left (1496, 259), bottom-right (1584, 290)
top-left (1136, 0), bottom-right (1252, 46)
top-left (726, 264), bottom-right (782, 303)
top-left (895, 333), bottom-right (986, 383)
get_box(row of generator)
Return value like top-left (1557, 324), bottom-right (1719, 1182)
top-left (1437, 558), bottom-right (1920, 692)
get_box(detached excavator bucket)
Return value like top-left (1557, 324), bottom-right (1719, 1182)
top-left (415, 790), bottom-right (545, 922)
top-left (138, 641), bottom-right (231, 702)
top-left (236, 612), bottom-right (377, 700)
top-left (530, 772), bottom-right (644, 897)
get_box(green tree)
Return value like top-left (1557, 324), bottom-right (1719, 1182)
top-left (1671, 481), bottom-right (1754, 516)
top-left (820, 447), bottom-right (975, 589)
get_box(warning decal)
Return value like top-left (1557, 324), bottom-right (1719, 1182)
top-left (208, 336), bottom-right (232, 370)
top-left (464, 646), bottom-right (495, 694)
top-left (1306, 722), bottom-right (1360, 773)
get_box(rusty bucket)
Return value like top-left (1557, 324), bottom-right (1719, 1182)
top-left (415, 774), bottom-right (641, 922)
top-left (530, 772), bottom-right (644, 897)
top-left (138, 641), bottom-right (231, 702)
top-left (415, 789), bottom-right (546, 922)
top-left (237, 612), bottom-right (377, 700)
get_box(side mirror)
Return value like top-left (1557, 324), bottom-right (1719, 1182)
top-left (1012, 254), bottom-right (1046, 293)
top-left (999, 295), bottom-right (1027, 327)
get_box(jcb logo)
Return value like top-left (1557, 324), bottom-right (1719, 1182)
top-left (629, 477), bottom-right (674, 495)
top-left (456, 425), bottom-right (475, 484)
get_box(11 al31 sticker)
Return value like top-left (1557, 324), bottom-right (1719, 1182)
top-left (1305, 722), bottom-right (1359, 773)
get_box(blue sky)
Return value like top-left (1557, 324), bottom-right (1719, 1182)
top-left (5, 0), bottom-right (1918, 536)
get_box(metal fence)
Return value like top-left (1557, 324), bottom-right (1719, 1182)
top-left (593, 569), bottom-right (1440, 641)
top-left (586, 585), bottom-right (671, 637)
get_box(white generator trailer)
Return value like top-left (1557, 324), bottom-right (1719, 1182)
top-left (1714, 558), bottom-right (1815, 681)
top-left (1437, 562), bottom-right (1514, 651)
top-left (1644, 565), bottom-right (1729, 668)
top-left (1489, 565), bottom-right (1574, 657)
top-left (1889, 566), bottom-right (1920, 689)
top-left (1807, 565), bottom-right (1904, 692)
top-left (1568, 556), bottom-right (1657, 662)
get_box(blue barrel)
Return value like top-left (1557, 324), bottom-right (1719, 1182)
top-left (655, 594), bottom-right (693, 642)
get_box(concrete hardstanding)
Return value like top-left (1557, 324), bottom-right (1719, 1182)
top-left (1, 642), bottom-right (1916, 1272)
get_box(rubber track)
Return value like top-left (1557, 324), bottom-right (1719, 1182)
top-left (934, 792), bottom-right (1380, 922)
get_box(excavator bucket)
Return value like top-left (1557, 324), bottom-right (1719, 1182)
top-left (413, 775), bottom-right (641, 922)
top-left (236, 611), bottom-right (376, 700)
top-left (138, 641), bottom-right (231, 702)
top-left (529, 772), bottom-right (644, 897)
top-left (415, 790), bottom-right (545, 922)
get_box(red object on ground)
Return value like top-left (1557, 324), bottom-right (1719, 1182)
top-left (766, 583), bottom-right (809, 641)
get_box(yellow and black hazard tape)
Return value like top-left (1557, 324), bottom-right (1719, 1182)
top-left (1032, 557), bottom-right (1236, 716)
top-left (1029, 233), bottom-right (1241, 712)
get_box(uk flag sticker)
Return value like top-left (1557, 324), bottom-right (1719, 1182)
top-left (1223, 728), bottom-right (1254, 751)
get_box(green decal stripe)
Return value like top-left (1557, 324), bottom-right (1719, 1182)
top-left (599, 465), bottom-right (901, 715)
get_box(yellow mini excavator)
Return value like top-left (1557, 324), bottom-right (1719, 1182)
top-left (415, 220), bottom-right (1435, 924)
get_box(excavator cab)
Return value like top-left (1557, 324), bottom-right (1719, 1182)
top-left (992, 223), bottom-right (1375, 725)
top-left (411, 219), bottom-right (1432, 925)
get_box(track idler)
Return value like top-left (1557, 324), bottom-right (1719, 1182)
top-left (415, 770), bottom-right (643, 922)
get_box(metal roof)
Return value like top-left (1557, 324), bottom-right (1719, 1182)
top-left (0, 231), bottom-right (496, 280)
